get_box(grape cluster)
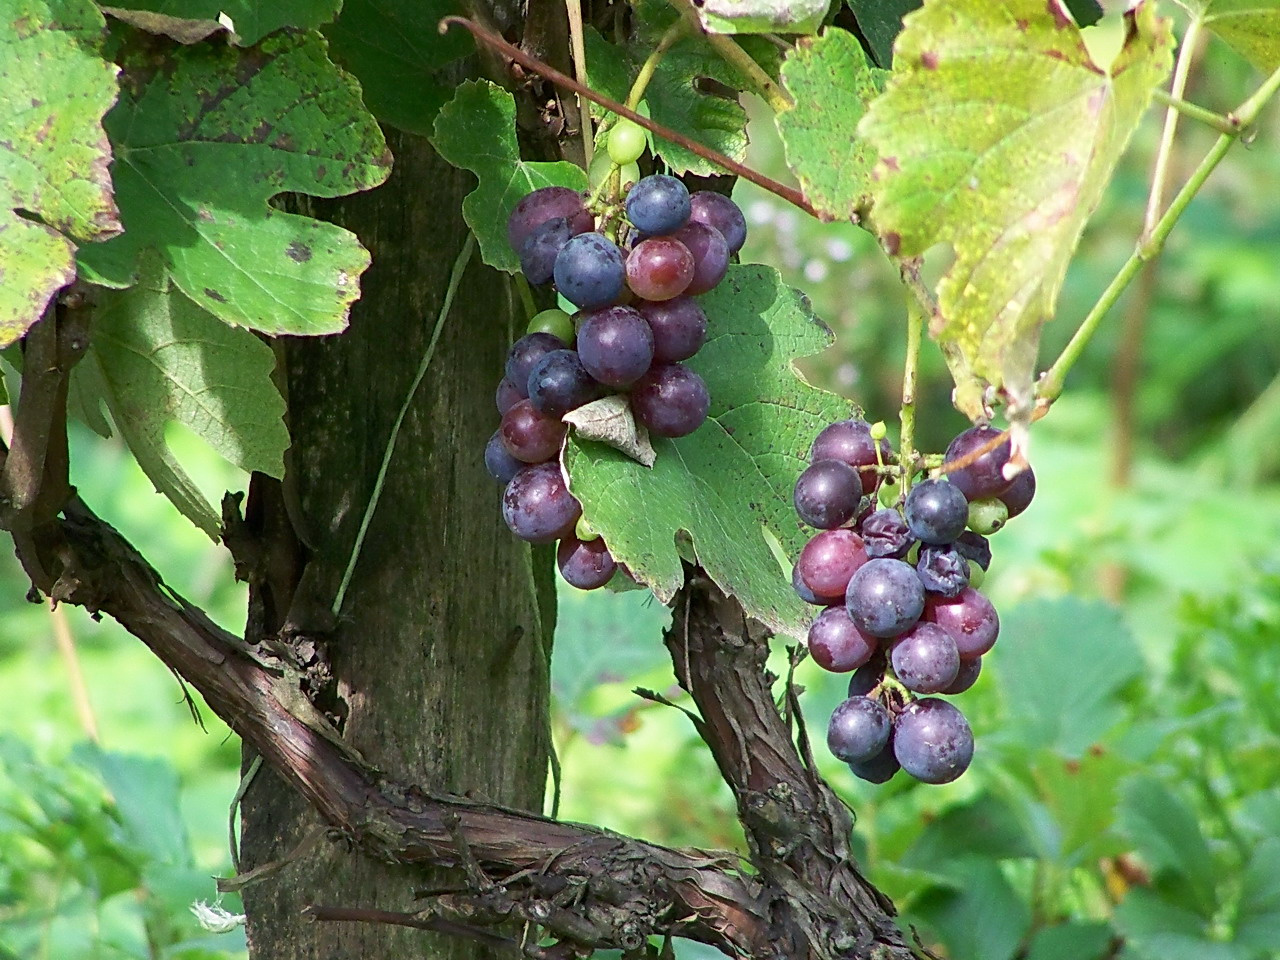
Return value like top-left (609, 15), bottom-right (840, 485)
top-left (486, 161), bottom-right (747, 590)
top-left (791, 419), bottom-right (1036, 785)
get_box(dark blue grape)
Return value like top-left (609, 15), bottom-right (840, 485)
top-left (506, 333), bottom-right (565, 393)
top-left (637, 297), bottom-right (707, 363)
top-left (496, 376), bottom-right (524, 414)
top-left (903, 478), bottom-right (968, 544)
top-left (689, 191), bottom-right (747, 253)
top-left (916, 544), bottom-right (969, 597)
top-left (629, 363), bottom-right (709, 438)
top-left (625, 174), bottom-right (691, 235)
top-left (845, 557), bottom-right (925, 638)
top-left (893, 698), bottom-right (974, 784)
top-left (527, 349), bottom-right (600, 418)
top-left (502, 462), bottom-right (581, 543)
top-left (827, 696), bottom-right (892, 763)
top-left (847, 649), bottom-right (887, 697)
top-left (557, 536), bottom-right (617, 590)
top-left (811, 418), bottom-right (892, 493)
top-left (944, 425), bottom-right (1012, 501)
top-left (576, 306), bottom-right (654, 388)
top-left (554, 232), bottom-right (626, 309)
top-left (500, 399), bottom-right (567, 463)
top-left (485, 430), bottom-right (523, 484)
top-left (999, 466), bottom-right (1036, 518)
top-left (671, 221), bottom-right (729, 294)
top-left (794, 459), bottom-right (863, 530)
top-left (889, 622), bottom-right (960, 694)
top-left (941, 656), bottom-right (981, 695)
top-left (520, 217), bottom-right (574, 285)
top-left (507, 186), bottom-right (592, 253)
top-left (808, 606), bottom-right (876, 672)
top-left (849, 739), bottom-right (900, 784)
top-left (953, 531), bottom-right (992, 571)
top-left (860, 508), bottom-right (914, 559)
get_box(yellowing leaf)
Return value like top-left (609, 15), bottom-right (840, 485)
top-left (860, 0), bottom-right (1173, 418)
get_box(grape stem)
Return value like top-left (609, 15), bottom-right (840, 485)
top-left (627, 18), bottom-right (687, 111)
top-left (1150, 88), bottom-right (1239, 137)
top-left (897, 265), bottom-right (924, 494)
top-left (1037, 58), bottom-right (1280, 406)
top-left (665, 0), bottom-right (794, 112)
top-left (440, 17), bottom-right (819, 217)
top-left (1143, 21), bottom-right (1203, 242)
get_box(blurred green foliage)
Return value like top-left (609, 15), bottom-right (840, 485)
top-left (4, 16), bottom-right (1280, 960)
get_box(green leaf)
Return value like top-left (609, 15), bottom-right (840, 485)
top-left (1024, 921), bottom-right (1113, 960)
top-left (1236, 837), bottom-right (1280, 949)
top-left (0, 0), bottom-right (120, 347)
top-left (1193, 0), bottom-right (1280, 72)
top-left (72, 745), bottom-right (193, 868)
top-left (432, 80), bottom-right (588, 273)
top-left (845, 0), bottom-right (922, 67)
top-left (566, 265), bottom-right (855, 638)
top-left (1112, 888), bottom-right (1248, 960)
top-left (1116, 778), bottom-right (1217, 908)
top-left (324, 0), bottom-right (469, 136)
top-left (859, 0), bottom-right (1173, 418)
top-left (76, 30), bottom-right (390, 335)
top-left (993, 597), bottom-right (1144, 755)
top-left (98, 0), bottom-right (341, 46)
top-left (78, 260), bottom-right (287, 537)
top-left (909, 859), bottom-right (1032, 960)
top-left (901, 793), bottom-right (1038, 869)
top-left (777, 28), bottom-right (887, 221)
top-left (695, 0), bottom-right (828, 35)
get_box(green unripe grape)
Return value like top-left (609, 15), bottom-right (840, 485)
top-left (617, 161), bottom-right (640, 191)
top-left (878, 476), bottom-right (901, 509)
top-left (966, 559), bottom-right (986, 589)
top-left (967, 497), bottom-right (1009, 535)
top-left (869, 420), bottom-right (888, 442)
top-left (607, 118), bottom-right (647, 165)
top-left (575, 516), bottom-right (600, 541)
top-left (587, 153), bottom-right (641, 194)
top-left (528, 308), bottom-right (575, 344)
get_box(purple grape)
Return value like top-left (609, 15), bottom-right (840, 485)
top-left (941, 656), bottom-right (981, 695)
top-left (629, 363), bottom-right (709, 438)
top-left (554, 233), bottom-right (626, 309)
top-left (953, 531), bottom-right (992, 571)
top-left (925, 588), bottom-right (999, 659)
top-left (889, 622), bottom-right (960, 694)
top-left (500, 399), bottom-right (567, 463)
top-left (916, 544), bottom-right (969, 597)
top-left (845, 557), bottom-right (925, 638)
top-left (893, 698), bottom-right (974, 784)
top-left (943, 425), bottom-right (1012, 501)
top-left (625, 174), bottom-right (691, 235)
top-left (527, 349), bottom-right (600, 418)
top-left (689, 191), bottom-right (747, 253)
top-left (671, 221), bottom-right (729, 295)
top-left (502, 462), bottom-right (582, 543)
top-left (847, 649), bottom-right (887, 697)
top-left (796, 529), bottom-right (868, 602)
top-left (999, 466), bottom-right (1036, 518)
top-left (506, 333), bottom-right (565, 394)
top-left (576, 306), bottom-right (654, 388)
top-left (793, 564), bottom-right (823, 606)
top-left (827, 696), bottom-right (892, 763)
top-left (810, 419), bottom-right (892, 494)
top-left (520, 217), bottom-right (575, 285)
top-left (496, 376), bottom-right (524, 414)
top-left (808, 606), bottom-right (877, 673)
top-left (557, 536), bottom-right (617, 590)
top-left (626, 237), bottom-right (694, 301)
top-left (793, 459), bottom-right (863, 530)
top-left (485, 430), bottom-right (523, 484)
top-left (507, 186), bottom-right (592, 253)
top-left (849, 738), bottom-right (901, 784)
top-left (860, 508), bottom-right (914, 559)
top-left (637, 297), bottom-right (707, 363)
top-left (903, 478), bottom-right (968, 544)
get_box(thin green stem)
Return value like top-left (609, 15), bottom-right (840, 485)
top-left (898, 294), bottom-right (923, 494)
top-left (1145, 21), bottom-right (1202, 239)
top-left (628, 19), bottom-right (686, 111)
top-left (513, 273), bottom-right (537, 321)
top-left (1150, 88), bottom-right (1238, 137)
top-left (1038, 61), bottom-right (1280, 404)
top-left (332, 234), bottom-right (476, 617)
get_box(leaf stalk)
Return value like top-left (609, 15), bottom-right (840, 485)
top-left (898, 281), bottom-right (923, 493)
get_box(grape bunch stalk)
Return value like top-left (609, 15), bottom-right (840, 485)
top-left (791, 418), bottom-right (1036, 785)
top-left (485, 122), bottom-right (747, 590)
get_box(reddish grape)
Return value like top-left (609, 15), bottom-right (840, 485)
top-left (810, 418), bottom-right (892, 493)
top-left (502, 462), bottom-right (582, 543)
top-left (793, 564), bottom-right (823, 606)
top-left (671, 221), bottom-right (729, 294)
top-left (808, 606), bottom-right (877, 672)
top-left (924, 587), bottom-right (999, 658)
top-left (500, 399), bottom-right (567, 463)
top-left (629, 363), bottom-right (709, 438)
top-left (796, 529), bottom-right (869, 602)
top-left (626, 237), bottom-right (694, 301)
top-left (496, 376), bottom-right (524, 414)
top-left (507, 186), bottom-right (592, 253)
top-left (943, 425), bottom-right (1012, 501)
top-left (637, 297), bottom-right (707, 363)
top-left (557, 536), bottom-right (617, 590)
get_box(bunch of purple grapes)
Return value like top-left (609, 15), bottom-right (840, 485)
top-left (485, 177), bottom-right (747, 590)
top-left (790, 419), bottom-right (1036, 785)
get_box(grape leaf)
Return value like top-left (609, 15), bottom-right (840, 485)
top-left (96, 0), bottom-right (340, 46)
top-left (859, 0), bottom-right (1173, 419)
top-left (432, 80), bottom-right (588, 273)
top-left (695, 0), bottom-right (828, 35)
top-left (777, 28), bottom-right (888, 222)
top-left (78, 259), bottom-right (287, 537)
top-left (324, 0), bottom-right (469, 136)
top-left (1183, 0), bottom-right (1280, 71)
top-left (76, 31), bottom-right (390, 336)
top-left (0, 0), bottom-right (120, 347)
top-left (565, 265), bottom-right (856, 638)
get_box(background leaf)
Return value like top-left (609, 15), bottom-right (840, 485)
top-left (908, 859), bottom-right (1032, 960)
top-left (77, 261), bottom-right (288, 536)
top-left (566, 264), bottom-right (855, 638)
top-left (844, 0), bottom-right (922, 67)
top-left (1117, 776), bottom-right (1218, 915)
top-left (432, 80), bottom-right (589, 273)
top-left (0, 0), bottom-right (120, 346)
top-left (324, 0), bottom-right (469, 136)
top-left (695, 0), bottom-right (828, 35)
top-left (1196, 0), bottom-right (1280, 71)
top-left (859, 0), bottom-right (1173, 418)
top-left (97, 0), bottom-right (341, 46)
top-left (77, 30), bottom-right (390, 335)
top-left (777, 28), bottom-right (887, 221)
